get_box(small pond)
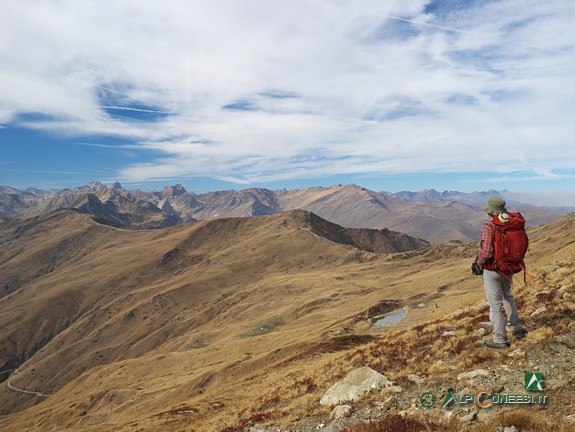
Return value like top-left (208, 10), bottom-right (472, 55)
top-left (373, 309), bottom-right (406, 327)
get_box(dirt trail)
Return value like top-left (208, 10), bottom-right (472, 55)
top-left (6, 370), bottom-right (51, 398)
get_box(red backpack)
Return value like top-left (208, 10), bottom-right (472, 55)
top-left (492, 212), bottom-right (528, 275)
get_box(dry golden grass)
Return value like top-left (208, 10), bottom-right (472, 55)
top-left (341, 413), bottom-right (458, 431)
top-left (471, 410), bottom-right (575, 432)
top-left (1, 212), bottom-right (574, 431)
top-left (342, 410), bottom-right (575, 432)
top-left (197, 232), bottom-right (575, 431)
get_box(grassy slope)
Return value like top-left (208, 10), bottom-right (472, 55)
top-left (0, 213), bottom-right (573, 431)
top-left (209, 215), bottom-right (575, 432)
top-left (123, 214), bottom-right (575, 431)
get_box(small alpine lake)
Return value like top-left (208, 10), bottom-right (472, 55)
top-left (371, 309), bottom-right (406, 327)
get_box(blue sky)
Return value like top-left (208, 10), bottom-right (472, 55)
top-left (1, 0), bottom-right (575, 205)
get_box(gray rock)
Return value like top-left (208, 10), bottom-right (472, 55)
top-left (535, 290), bottom-right (552, 296)
top-left (378, 395), bottom-right (396, 411)
top-left (507, 349), bottom-right (526, 358)
top-left (249, 425), bottom-right (275, 432)
top-left (407, 374), bottom-right (424, 385)
top-left (320, 367), bottom-right (393, 406)
top-left (534, 365), bottom-right (550, 376)
top-left (322, 420), bottom-right (356, 432)
top-left (442, 331), bottom-right (457, 336)
top-left (496, 427), bottom-right (519, 432)
top-left (330, 405), bottom-right (352, 420)
top-left (397, 408), bottom-right (419, 417)
top-left (530, 306), bottom-right (547, 318)
top-left (564, 414), bottom-right (575, 423)
top-left (385, 385), bottom-right (403, 394)
top-left (457, 369), bottom-right (490, 381)
top-left (460, 411), bottom-right (477, 422)
top-left (474, 328), bottom-right (487, 337)
top-left (539, 265), bottom-right (559, 275)
top-left (394, 398), bottom-right (409, 410)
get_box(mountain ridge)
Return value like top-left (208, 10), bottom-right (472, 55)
top-left (0, 183), bottom-right (565, 243)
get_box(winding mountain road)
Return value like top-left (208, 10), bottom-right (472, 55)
top-left (6, 370), bottom-right (51, 398)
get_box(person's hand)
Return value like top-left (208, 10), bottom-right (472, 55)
top-left (471, 257), bottom-right (483, 276)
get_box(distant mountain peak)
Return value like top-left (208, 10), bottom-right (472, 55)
top-left (0, 185), bottom-right (22, 194)
top-left (85, 181), bottom-right (107, 191)
top-left (162, 184), bottom-right (187, 196)
top-left (24, 187), bottom-right (49, 195)
top-left (112, 181), bottom-right (123, 190)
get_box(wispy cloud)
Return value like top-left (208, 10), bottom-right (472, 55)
top-left (99, 106), bottom-right (174, 115)
top-left (379, 14), bottom-right (471, 35)
top-left (0, 0), bottom-right (574, 185)
top-left (0, 168), bottom-right (111, 176)
top-left (70, 142), bottom-right (143, 150)
top-left (481, 172), bottom-right (575, 184)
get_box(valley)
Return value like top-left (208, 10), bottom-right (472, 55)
top-left (0, 209), bottom-right (573, 431)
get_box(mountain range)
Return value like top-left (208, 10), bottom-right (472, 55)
top-left (0, 182), bottom-right (565, 243)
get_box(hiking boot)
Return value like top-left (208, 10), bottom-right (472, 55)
top-left (512, 329), bottom-right (528, 340)
top-left (483, 341), bottom-right (511, 350)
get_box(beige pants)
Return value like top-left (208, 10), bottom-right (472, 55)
top-left (483, 270), bottom-right (523, 343)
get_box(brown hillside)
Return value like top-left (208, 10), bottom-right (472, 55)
top-left (0, 209), bottom-right (426, 416)
top-left (0, 212), bottom-right (572, 431)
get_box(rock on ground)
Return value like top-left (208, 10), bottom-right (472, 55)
top-left (457, 369), bottom-right (490, 381)
top-left (320, 366), bottom-right (393, 406)
top-left (330, 405), bottom-right (352, 420)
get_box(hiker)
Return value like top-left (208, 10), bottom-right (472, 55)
top-left (473, 196), bottom-right (528, 349)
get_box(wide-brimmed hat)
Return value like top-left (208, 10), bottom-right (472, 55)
top-left (482, 196), bottom-right (507, 215)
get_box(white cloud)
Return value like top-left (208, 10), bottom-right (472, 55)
top-left (0, 0), bottom-right (574, 184)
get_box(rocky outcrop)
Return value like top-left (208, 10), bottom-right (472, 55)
top-left (287, 209), bottom-right (429, 253)
top-left (320, 367), bottom-right (394, 406)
